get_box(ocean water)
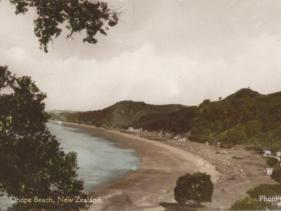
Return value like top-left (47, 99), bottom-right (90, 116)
top-left (0, 123), bottom-right (139, 210)
top-left (47, 123), bottom-right (139, 191)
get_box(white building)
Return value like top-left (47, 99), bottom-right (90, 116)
top-left (158, 131), bottom-right (164, 137)
top-left (173, 135), bottom-right (180, 140)
top-left (178, 137), bottom-right (187, 142)
top-left (266, 167), bottom-right (274, 176)
top-left (127, 127), bottom-right (135, 132)
top-left (127, 127), bottom-right (143, 133)
top-left (263, 150), bottom-right (272, 157)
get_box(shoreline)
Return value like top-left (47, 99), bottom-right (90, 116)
top-left (59, 122), bottom-right (274, 210)
top-left (61, 122), bottom-right (220, 210)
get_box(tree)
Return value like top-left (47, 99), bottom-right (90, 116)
top-left (244, 120), bottom-right (263, 137)
top-left (8, 0), bottom-right (118, 52)
top-left (0, 66), bottom-right (85, 209)
top-left (217, 128), bottom-right (247, 145)
top-left (174, 172), bottom-right (214, 206)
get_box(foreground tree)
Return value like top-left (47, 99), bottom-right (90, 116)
top-left (174, 172), bottom-right (214, 206)
top-left (0, 66), bottom-right (86, 209)
top-left (8, 0), bottom-right (118, 52)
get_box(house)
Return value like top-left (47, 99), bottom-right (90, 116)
top-left (127, 127), bottom-right (135, 132)
top-left (263, 150), bottom-right (272, 157)
top-left (164, 132), bottom-right (172, 138)
top-left (173, 135), bottom-right (180, 140)
top-left (158, 131), bottom-right (164, 137)
top-left (266, 167), bottom-right (274, 176)
top-left (178, 137), bottom-right (187, 142)
top-left (127, 127), bottom-right (142, 133)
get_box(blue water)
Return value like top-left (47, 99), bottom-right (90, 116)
top-left (47, 123), bottom-right (139, 191)
top-left (0, 123), bottom-right (139, 210)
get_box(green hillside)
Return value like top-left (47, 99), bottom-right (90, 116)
top-left (50, 101), bottom-right (187, 129)
top-left (192, 89), bottom-right (281, 148)
top-left (50, 89), bottom-right (281, 150)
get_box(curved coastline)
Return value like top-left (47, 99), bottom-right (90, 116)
top-left (61, 122), bottom-right (221, 210)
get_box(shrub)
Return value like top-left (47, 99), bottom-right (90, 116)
top-left (230, 197), bottom-right (269, 210)
top-left (266, 157), bottom-right (279, 167)
top-left (247, 184), bottom-right (281, 199)
top-left (174, 172), bottom-right (214, 205)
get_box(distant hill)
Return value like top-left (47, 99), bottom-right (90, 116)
top-left (50, 89), bottom-right (281, 150)
top-left (50, 101), bottom-right (188, 130)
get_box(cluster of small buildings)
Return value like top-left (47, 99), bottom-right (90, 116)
top-left (127, 127), bottom-right (143, 133)
top-left (173, 135), bottom-right (188, 142)
top-left (126, 127), bottom-right (190, 143)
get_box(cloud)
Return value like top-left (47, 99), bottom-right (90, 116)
top-left (0, 32), bottom-right (281, 111)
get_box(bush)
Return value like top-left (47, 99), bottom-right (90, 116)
top-left (247, 184), bottom-right (281, 199)
top-left (174, 172), bottom-right (214, 205)
top-left (272, 167), bottom-right (281, 183)
top-left (266, 157), bottom-right (279, 167)
top-left (230, 197), bottom-right (269, 210)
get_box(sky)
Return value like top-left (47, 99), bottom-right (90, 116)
top-left (1, 0), bottom-right (281, 111)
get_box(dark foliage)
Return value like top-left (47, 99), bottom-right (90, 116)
top-left (9, 0), bottom-right (118, 52)
top-left (173, 172), bottom-right (214, 205)
top-left (231, 184), bottom-right (281, 210)
top-left (271, 167), bottom-right (281, 183)
top-left (266, 157), bottom-right (279, 167)
top-left (230, 197), bottom-right (269, 210)
top-left (247, 184), bottom-right (281, 199)
top-left (0, 66), bottom-right (86, 209)
top-left (51, 88), bottom-right (281, 150)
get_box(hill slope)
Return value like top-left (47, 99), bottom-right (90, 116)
top-left (50, 89), bottom-right (281, 149)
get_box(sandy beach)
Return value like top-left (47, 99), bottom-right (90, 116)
top-left (63, 122), bottom-right (274, 211)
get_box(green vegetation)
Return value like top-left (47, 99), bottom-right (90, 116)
top-left (51, 101), bottom-right (192, 133)
top-left (266, 157), bottom-right (279, 167)
top-left (173, 172), bottom-right (214, 205)
top-left (0, 67), bottom-right (86, 209)
top-left (51, 88), bottom-right (281, 150)
top-left (230, 197), bottom-right (269, 210)
top-left (272, 167), bottom-right (281, 183)
top-left (231, 184), bottom-right (281, 210)
top-left (8, 0), bottom-right (118, 52)
top-left (247, 184), bottom-right (281, 199)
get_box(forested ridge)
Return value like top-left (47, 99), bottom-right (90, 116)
top-left (51, 88), bottom-right (281, 149)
